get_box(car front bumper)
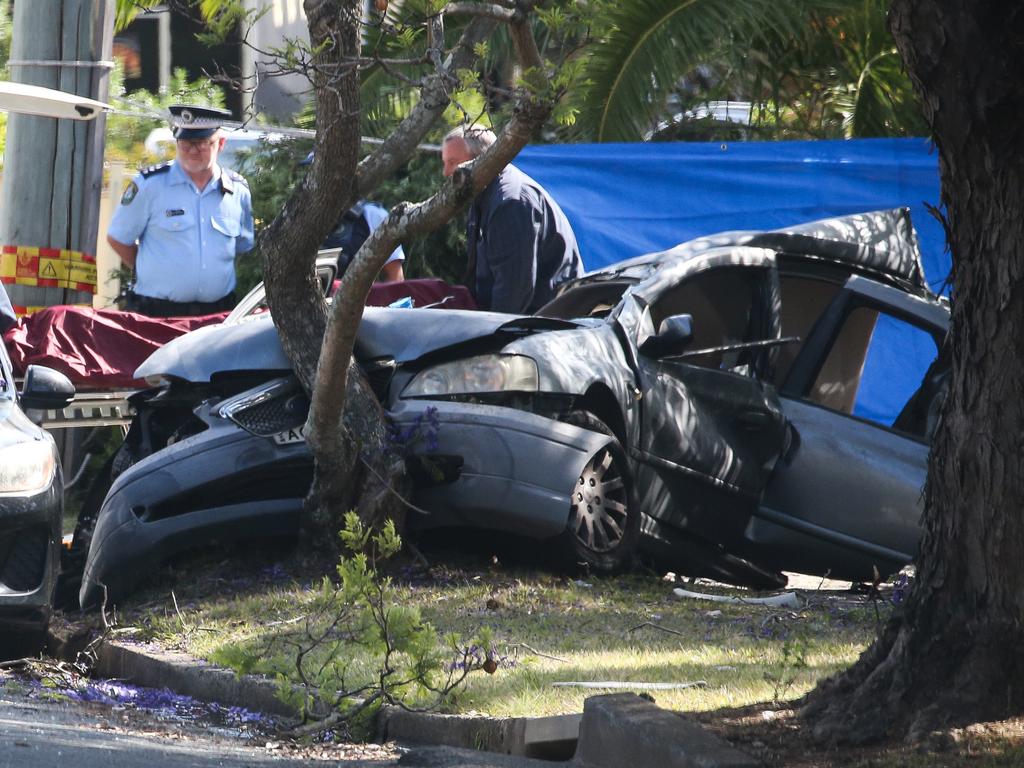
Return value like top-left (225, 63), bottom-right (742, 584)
top-left (80, 420), bottom-right (310, 608)
top-left (0, 479), bottom-right (62, 631)
top-left (390, 400), bottom-right (615, 539)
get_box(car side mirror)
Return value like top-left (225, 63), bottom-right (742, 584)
top-left (640, 314), bottom-right (694, 358)
top-left (20, 365), bottom-right (75, 411)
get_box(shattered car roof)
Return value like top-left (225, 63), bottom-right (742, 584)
top-left (567, 207), bottom-right (927, 294)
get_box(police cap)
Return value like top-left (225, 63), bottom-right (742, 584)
top-left (169, 104), bottom-right (232, 140)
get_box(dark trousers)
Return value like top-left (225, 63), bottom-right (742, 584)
top-left (123, 291), bottom-right (236, 318)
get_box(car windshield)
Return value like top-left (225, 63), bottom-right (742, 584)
top-left (537, 279), bottom-right (635, 320)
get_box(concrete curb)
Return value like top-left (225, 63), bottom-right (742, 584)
top-left (93, 639), bottom-right (298, 718)
top-left (573, 693), bottom-right (759, 768)
top-left (381, 707), bottom-right (581, 759)
top-left (80, 638), bottom-right (756, 767)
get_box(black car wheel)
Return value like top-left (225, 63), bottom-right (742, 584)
top-left (0, 626), bottom-right (47, 661)
top-left (560, 411), bottom-right (640, 573)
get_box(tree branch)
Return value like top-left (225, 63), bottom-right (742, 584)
top-left (355, 14), bottom-right (497, 196)
top-left (309, 12), bottom-right (558, 469)
top-left (442, 2), bottom-right (518, 22)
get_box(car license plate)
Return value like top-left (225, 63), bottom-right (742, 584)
top-left (271, 426), bottom-right (307, 445)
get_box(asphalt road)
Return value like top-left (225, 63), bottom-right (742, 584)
top-left (0, 679), bottom-right (396, 768)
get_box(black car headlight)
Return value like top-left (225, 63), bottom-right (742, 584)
top-left (0, 435), bottom-right (55, 496)
top-left (216, 378), bottom-right (309, 437)
top-left (402, 354), bottom-right (539, 398)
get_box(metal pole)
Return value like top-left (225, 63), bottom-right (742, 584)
top-left (0, 0), bottom-right (114, 312)
top-left (0, 0), bottom-right (115, 477)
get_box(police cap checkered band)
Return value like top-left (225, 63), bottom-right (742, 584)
top-left (169, 104), bottom-right (232, 139)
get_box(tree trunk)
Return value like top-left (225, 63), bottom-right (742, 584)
top-left (305, 7), bottom-right (553, 545)
top-left (258, 1), bottom-right (553, 545)
top-left (261, 0), bottom-right (362, 394)
top-left (305, 360), bottom-right (408, 544)
top-left (803, 0), bottom-right (1024, 744)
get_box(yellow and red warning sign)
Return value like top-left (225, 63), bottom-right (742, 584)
top-left (0, 244), bottom-right (97, 292)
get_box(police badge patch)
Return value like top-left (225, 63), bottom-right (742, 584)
top-left (121, 180), bottom-right (139, 205)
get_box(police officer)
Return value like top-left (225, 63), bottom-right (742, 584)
top-left (107, 105), bottom-right (255, 317)
top-left (322, 200), bottom-right (405, 282)
top-left (299, 152), bottom-right (404, 282)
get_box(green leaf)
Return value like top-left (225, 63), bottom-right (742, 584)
top-left (575, 0), bottom-right (858, 141)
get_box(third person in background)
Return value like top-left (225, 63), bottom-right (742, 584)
top-left (442, 126), bottom-right (583, 314)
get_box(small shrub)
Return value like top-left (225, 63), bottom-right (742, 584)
top-left (214, 512), bottom-right (500, 739)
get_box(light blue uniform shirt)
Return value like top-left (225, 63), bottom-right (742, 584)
top-left (360, 201), bottom-right (405, 264)
top-left (108, 161), bottom-right (255, 302)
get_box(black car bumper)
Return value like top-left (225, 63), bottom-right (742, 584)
top-left (80, 421), bottom-right (310, 608)
top-left (0, 480), bottom-right (62, 631)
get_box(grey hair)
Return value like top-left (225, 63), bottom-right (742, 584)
top-left (443, 125), bottom-right (497, 157)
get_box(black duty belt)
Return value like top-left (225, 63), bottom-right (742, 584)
top-left (123, 291), bottom-right (236, 318)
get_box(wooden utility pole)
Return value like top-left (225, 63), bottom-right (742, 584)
top-left (0, 0), bottom-right (114, 313)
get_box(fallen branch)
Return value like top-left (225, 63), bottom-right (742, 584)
top-left (551, 680), bottom-right (708, 691)
top-left (403, 538), bottom-right (430, 568)
top-left (627, 621), bottom-right (687, 637)
top-left (510, 643), bottom-right (568, 663)
top-left (171, 589), bottom-right (189, 632)
top-left (359, 454), bottom-right (433, 516)
top-left (672, 588), bottom-right (801, 609)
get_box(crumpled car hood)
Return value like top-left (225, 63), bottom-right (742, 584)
top-left (355, 307), bottom-right (578, 360)
top-left (135, 306), bottom-right (580, 383)
top-left (135, 315), bottom-right (292, 382)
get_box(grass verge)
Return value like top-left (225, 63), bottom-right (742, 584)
top-left (98, 543), bottom-right (890, 719)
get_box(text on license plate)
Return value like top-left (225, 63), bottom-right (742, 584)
top-left (272, 426), bottom-right (307, 445)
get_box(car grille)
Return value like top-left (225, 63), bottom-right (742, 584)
top-left (0, 526), bottom-right (48, 592)
top-left (231, 391), bottom-right (309, 437)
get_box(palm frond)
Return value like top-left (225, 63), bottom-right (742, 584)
top-left (575, 0), bottom-right (858, 142)
top-left (114, 0), bottom-right (141, 32)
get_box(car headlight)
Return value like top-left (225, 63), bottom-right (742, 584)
top-left (402, 355), bottom-right (539, 398)
top-left (0, 440), bottom-right (55, 495)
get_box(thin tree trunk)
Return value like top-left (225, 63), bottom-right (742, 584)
top-left (803, 0), bottom-right (1024, 743)
top-left (261, 0), bottom-right (362, 393)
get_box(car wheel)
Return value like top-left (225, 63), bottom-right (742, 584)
top-left (0, 625), bottom-right (47, 661)
top-left (560, 411), bottom-right (640, 573)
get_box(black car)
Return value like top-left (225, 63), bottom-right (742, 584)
top-left (78, 208), bottom-right (948, 606)
top-left (0, 335), bottom-right (74, 656)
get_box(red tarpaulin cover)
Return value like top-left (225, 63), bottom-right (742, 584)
top-left (2, 279), bottom-right (476, 390)
top-left (3, 307), bottom-right (226, 389)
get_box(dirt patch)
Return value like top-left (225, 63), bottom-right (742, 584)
top-left (691, 702), bottom-right (1024, 767)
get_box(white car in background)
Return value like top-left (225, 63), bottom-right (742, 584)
top-left (143, 126), bottom-right (285, 171)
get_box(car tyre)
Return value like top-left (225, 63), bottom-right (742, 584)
top-left (0, 625), bottom-right (47, 662)
top-left (559, 411), bottom-right (640, 574)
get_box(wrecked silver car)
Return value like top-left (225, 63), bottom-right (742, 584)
top-left (78, 208), bottom-right (949, 606)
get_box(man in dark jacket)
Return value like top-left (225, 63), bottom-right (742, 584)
top-left (442, 126), bottom-right (583, 314)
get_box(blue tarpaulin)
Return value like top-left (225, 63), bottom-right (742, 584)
top-left (517, 138), bottom-right (948, 427)
top-left (518, 138), bottom-right (947, 291)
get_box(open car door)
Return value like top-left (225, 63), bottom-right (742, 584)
top-left (627, 249), bottom-right (791, 544)
top-left (746, 275), bottom-right (948, 582)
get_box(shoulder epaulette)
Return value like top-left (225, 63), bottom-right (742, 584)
top-left (226, 168), bottom-right (249, 186)
top-left (140, 162), bottom-right (172, 178)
